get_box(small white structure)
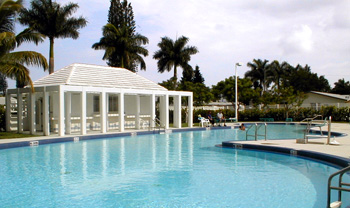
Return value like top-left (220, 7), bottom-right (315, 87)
top-left (6, 63), bottom-right (193, 136)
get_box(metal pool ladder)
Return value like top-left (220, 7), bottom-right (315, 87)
top-left (327, 165), bottom-right (350, 208)
top-left (149, 118), bottom-right (165, 133)
top-left (246, 123), bottom-right (267, 141)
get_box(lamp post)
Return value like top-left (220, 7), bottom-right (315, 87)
top-left (235, 62), bottom-right (242, 122)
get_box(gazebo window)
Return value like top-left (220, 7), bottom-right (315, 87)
top-left (109, 95), bottom-right (118, 112)
top-left (93, 95), bottom-right (100, 113)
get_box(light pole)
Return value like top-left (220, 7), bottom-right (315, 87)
top-left (235, 62), bottom-right (242, 122)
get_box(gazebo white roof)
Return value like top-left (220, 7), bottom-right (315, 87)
top-left (33, 63), bottom-right (167, 91)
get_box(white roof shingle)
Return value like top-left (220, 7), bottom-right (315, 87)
top-left (33, 63), bottom-right (167, 91)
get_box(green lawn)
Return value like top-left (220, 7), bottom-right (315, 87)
top-left (0, 132), bottom-right (38, 139)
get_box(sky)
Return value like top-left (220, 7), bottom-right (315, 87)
top-left (10, 0), bottom-right (350, 89)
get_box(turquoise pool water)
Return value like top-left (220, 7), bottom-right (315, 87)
top-left (0, 127), bottom-right (349, 207)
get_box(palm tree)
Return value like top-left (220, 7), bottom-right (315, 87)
top-left (19, 0), bottom-right (87, 74)
top-left (92, 23), bottom-right (149, 71)
top-left (0, 0), bottom-right (22, 33)
top-left (0, 0), bottom-right (47, 90)
top-left (245, 59), bottom-right (270, 94)
top-left (269, 60), bottom-right (291, 90)
top-left (153, 36), bottom-right (198, 81)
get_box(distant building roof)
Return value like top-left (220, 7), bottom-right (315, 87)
top-left (33, 63), bottom-right (167, 91)
top-left (310, 91), bottom-right (350, 102)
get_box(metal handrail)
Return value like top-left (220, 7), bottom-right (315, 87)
top-left (149, 118), bottom-right (165, 133)
top-left (256, 123), bottom-right (267, 141)
top-left (246, 123), bottom-right (257, 140)
top-left (303, 116), bottom-right (331, 144)
top-left (246, 123), bottom-right (267, 141)
top-left (327, 165), bottom-right (350, 208)
top-left (300, 115), bottom-right (323, 123)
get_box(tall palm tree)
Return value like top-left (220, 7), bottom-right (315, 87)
top-left (153, 36), bottom-right (198, 81)
top-left (92, 23), bottom-right (149, 71)
top-left (245, 59), bottom-right (270, 94)
top-left (269, 60), bottom-right (291, 90)
top-left (0, 0), bottom-right (47, 90)
top-left (19, 0), bottom-right (87, 74)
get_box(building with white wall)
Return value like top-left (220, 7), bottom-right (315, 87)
top-left (6, 63), bottom-right (193, 136)
top-left (302, 91), bottom-right (350, 110)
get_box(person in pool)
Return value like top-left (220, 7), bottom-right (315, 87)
top-left (239, 123), bottom-right (245, 130)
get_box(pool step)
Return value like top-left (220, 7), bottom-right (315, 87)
top-left (305, 134), bottom-right (328, 138)
top-left (330, 201), bottom-right (341, 208)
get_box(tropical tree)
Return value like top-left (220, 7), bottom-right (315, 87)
top-left (0, 72), bottom-right (7, 94)
top-left (180, 65), bottom-right (194, 84)
top-left (212, 77), bottom-right (258, 107)
top-left (331, 79), bottom-right (350, 94)
top-left (92, 23), bottom-right (148, 71)
top-left (269, 60), bottom-right (291, 90)
top-left (108, 0), bottom-right (135, 38)
top-left (274, 86), bottom-right (306, 118)
top-left (0, 0), bottom-right (47, 89)
top-left (153, 36), bottom-right (198, 82)
top-left (245, 59), bottom-right (271, 94)
top-left (19, 0), bottom-right (87, 74)
top-left (284, 64), bottom-right (330, 93)
top-left (179, 81), bottom-right (213, 106)
top-left (193, 65), bottom-right (205, 84)
top-left (93, 0), bottom-right (148, 71)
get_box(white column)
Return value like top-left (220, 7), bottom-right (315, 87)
top-left (118, 92), bottom-right (125, 132)
top-left (162, 94), bottom-right (169, 129)
top-left (106, 93), bottom-right (109, 132)
top-left (29, 92), bottom-right (36, 134)
top-left (58, 86), bottom-right (65, 136)
top-left (80, 89), bottom-right (87, 135)
top-left (17, 90), bottom-right (23, 133)
top-left (43, 90), bottom-right (50, 136)
top-left (100, 91), bottom-right (107, 133)
top-left (150, 94), bottom-right (155, 129)
top-left (135, 95), bottom-right (140, 130)
top-left (188, 94), bottom-right (193, 127)
top-left (65, 92), bottom-right (71, 134)
top-left (174, 95), bottom-right (181, 128)
top-left (5, 93), bottom-right (11, 132)
top-left (159, 96), bottom-right (164, 127)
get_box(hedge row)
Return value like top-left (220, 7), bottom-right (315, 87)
top-left (191, 106), bottom-right (350, 122)
top-left (1, 105), bottom-right (348, 132)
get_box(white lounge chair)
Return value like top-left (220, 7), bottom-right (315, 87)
top-left (198, 116), bottom-right (210, 127)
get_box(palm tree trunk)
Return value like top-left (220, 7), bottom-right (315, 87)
top-left (121, 57), bottom-right (124, 68)
top-left (173, 65), bottom-right (178, 88)
top-left (174, 65), bottom-right (177, 80)
top-left (49, 37), bottom-right (54, 74)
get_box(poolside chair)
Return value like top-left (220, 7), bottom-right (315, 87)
top-left (198, 115), bottom-right (210, 127)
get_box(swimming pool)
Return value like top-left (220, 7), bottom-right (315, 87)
top-left (0, 128), bottom-right (349, 207)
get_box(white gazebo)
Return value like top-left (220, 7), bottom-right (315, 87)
top-left (6, 63), bottom-right (193, 136)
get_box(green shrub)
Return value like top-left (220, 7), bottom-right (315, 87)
top-left (192, 106), bottom-right (349, 122)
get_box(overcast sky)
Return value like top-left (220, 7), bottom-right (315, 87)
top-left (10, 0), bottom-right (350, 89)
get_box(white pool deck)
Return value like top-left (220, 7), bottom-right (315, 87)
top-left (225, 122), bottom-right (350, 160)
top-left (1, 123), bottom-right (349, 161)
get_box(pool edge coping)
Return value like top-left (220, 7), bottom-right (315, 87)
top-left (220, 141), bottom-right (350, 168)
